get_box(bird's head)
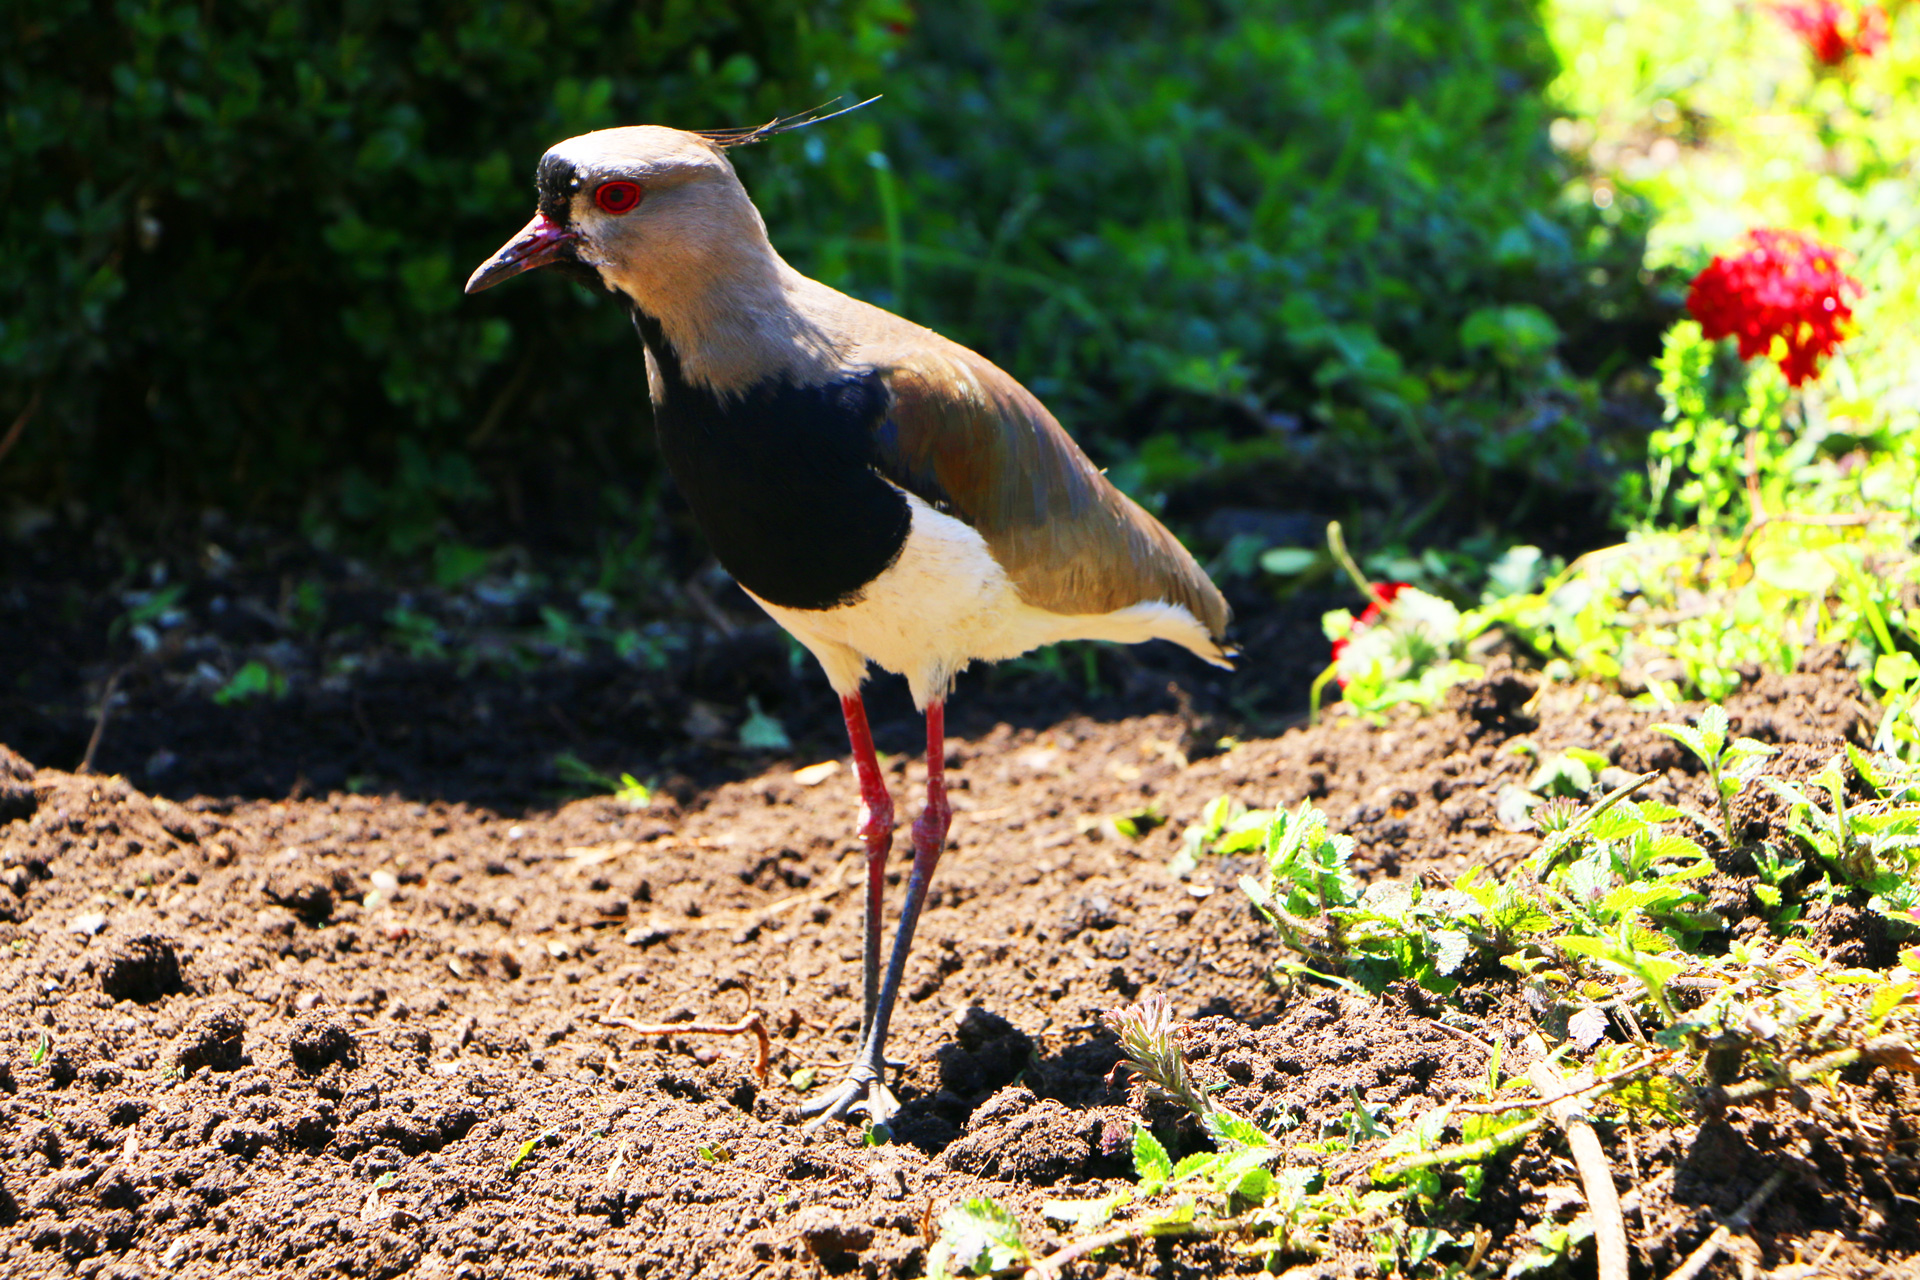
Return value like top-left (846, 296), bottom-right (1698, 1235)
top-left (464, 125), bottom-right (768, 310)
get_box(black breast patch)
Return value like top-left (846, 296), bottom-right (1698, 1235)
top-left (632, 309), bottom-right (913, 611)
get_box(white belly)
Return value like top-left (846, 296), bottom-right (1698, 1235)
top-left (746, 494), bottom-right (1223, 708)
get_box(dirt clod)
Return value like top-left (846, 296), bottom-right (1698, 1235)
top-left (263, 863), bottom-right (342, 921)
top-left (939, 1087), bottom-right (1096, 1184)
top-left (97, 931), bottom-right (183, 1004)
top-left (288, 1010), bottom-right (359, 1073)
top-left (173, 1002), bottom-right (245, 1073)
top-left (0, 745), bottom-right (34, 825)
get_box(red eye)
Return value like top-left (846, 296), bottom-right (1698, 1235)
top-left (594, 181), bottom-right (644, 214)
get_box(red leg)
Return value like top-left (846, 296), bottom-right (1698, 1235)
top-left (840, 694), bottom-right (894, 1037)
top-left (804, 698), bottom-right (952, 1128)
top-left (911, 700), bottom-right (952, 859)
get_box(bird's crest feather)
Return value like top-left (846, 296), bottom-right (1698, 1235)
top-left (695, 96), bottom-right (882, 150)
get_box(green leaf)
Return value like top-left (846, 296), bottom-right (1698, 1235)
top-left (214, 659), bottom-right (285, 705)
top-left (1132, 1125), bottom-right (1173, 1188)
top-left (1647, 833), bottom-right (1707, 862)
top-left (1845, 743), bottom-right (1888, 796)
top-left (935, 1198), bottom-right (1029, 1274)
top-left (1227, 1166), bottom-right (1275, 1203)
top-left (1259, 547), bottom-right (1319, 576)
top-left (737, 696), bottom-right (792, 751)
top-left (1171, 1152), bottom-right (1218, 1181)
top-left (1653, 722), bottom-right (1714, 768)
top-left (1874, 651), bottom-right (1920, 697)
top-left (1866, 980), bottom-right (1915, 1031)
top-left (1432, 929), bottom-right (1471, 976)
top-left (1042, 1193), bottom-right (1127, 1230)
top-left (1203, 1111), bottom-right (1274, 1150)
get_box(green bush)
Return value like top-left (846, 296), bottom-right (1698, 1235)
top-left (790, 0), bottom-right (1661, 512)
top-left (3, 0), bottom-right (1660, 547)
top-left (3, 0), bottom-right (904, 543)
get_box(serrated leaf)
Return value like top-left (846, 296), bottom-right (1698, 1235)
top-left (1698, 705), bottom-right (1729, 747)
top-left (1647, 833), bottom-right (1707, 862)
top-left (1203, 1111), bottom-right (1274, 1150)
top-left (1762, 777), bottom-right (1814, 810)
top-left (1600, 881), bottom-right (1683, 915)
top-left (1042, 1193), bottom-right (1127, 1231)
top-left (1654, 722), bottom-right (1713, 767)
top-left (1567, 1006), bottom-right (1609, 1049)
top-left (1226, 1166), bottom-right (1274, 1202)
top-left (1433, 929), bottom-right (1471, 976)
top-left (1560, 857), bottom-right (1610, 904)
top-left (1171, 1152), bottom-right (1218, 1181)
top-left (1588, 805), bottom-right (1645, 840)
top-left (1629, 955), bottom-right (1685, 989)
top-left (1554, 935), bottom-right (1609, 960)
top-left (1132, 1125), bottom-right (1173, 1187)
top-left (1845, 743), bottom-right (1887, 796)
top-left (936, 1198), bottom-right (1028, 1274)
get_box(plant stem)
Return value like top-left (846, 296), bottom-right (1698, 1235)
top-left (1326, 521), bottom-right (1377, 601)
top-left (1375, 1115), bottom-right (1545, 1180)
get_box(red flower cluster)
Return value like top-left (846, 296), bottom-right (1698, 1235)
top-left (1771, 1), bottom-right (1888, 65)
top-left (1686, 230), bottom-right (1861, 387)
top-left (1331, 581), bottom-right (1408, 665)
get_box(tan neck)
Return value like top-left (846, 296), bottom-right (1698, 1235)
top-left (598, 235), bottom-right (850, 394)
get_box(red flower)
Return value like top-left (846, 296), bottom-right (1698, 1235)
top-left (1685, 230), bottom-right (1861, 387)
top-left (1331, 582), bottom-right (1411, 668)
top-left (1771, 1), bottom-right (1888, 65)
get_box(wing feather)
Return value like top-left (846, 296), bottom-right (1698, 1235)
top-left (872, 347), bottom-right (1231, 640)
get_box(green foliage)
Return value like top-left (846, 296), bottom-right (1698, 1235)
top-left (736, 696), bottom-right (792, 752)
top-left (926, 1197), bottom-right (1029, 1279)
top-left (551, 752), bottom-right (651, 805)
top-left (1653, 704), bottom-right (1778, 847)
top-left (3, 0), bottom-right (904, 530)
top-left (1461, 0), bottom-right (1920, 711)
top-left (1469, 293), bottom-right (1919, 704)
top-left (213, 659), bottom-right (287, 705)
top-left (4, 0), bottom-right (1655, 543)
top-left (1131, 711), bottom-right (1920, 1274)
top-left (863, 0), bottom-right (1651, 510)
top-left (1765, 748), bottom-right (1920, 933)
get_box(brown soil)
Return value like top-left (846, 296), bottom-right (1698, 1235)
top-left (2, 536), bottom-right (1915, 1276)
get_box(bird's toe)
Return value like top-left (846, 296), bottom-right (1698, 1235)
top-left (797, 1068), bottom-right (900, 1131)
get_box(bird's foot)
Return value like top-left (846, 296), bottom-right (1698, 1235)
top-left (798, 1060), bottom-right (900, 1131)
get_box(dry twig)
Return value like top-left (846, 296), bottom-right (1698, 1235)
top-left (601, 1008), bottom-right (772, 1085)
top-left (1528, 1060), bottom-right (1629, 1280)
top-left (1662, 1169), bottom-right (1788, 1280)
top-left (0, 386), bottom-right (43, 466)
top-left (78, 666), bottom-right (127, 775)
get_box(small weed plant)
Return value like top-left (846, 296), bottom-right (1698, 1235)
top-left (934, 703), bottom-right (1920, 1277)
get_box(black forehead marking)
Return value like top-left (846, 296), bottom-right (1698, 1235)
top-left (536, 153), bottom-right (581, 225)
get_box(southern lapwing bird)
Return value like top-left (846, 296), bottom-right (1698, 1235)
top-left (466, 118), bottom-right (1233, 1126)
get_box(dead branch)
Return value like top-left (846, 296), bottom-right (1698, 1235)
top-left (1528, 1061), bottom-right (1629, 1280)
top-left (601, 1009), bottom-right (771, 1085)
top-left (1662, 1169), bottom-right (1788, 1280)
top-left (0, 385), bottom-right (43, 467)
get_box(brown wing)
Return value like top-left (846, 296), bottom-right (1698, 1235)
top-left (871, 346), bottom-right (1231, 639)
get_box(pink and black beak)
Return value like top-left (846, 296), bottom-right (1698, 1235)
top-left (465, 213), bottom-right (579, 294)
